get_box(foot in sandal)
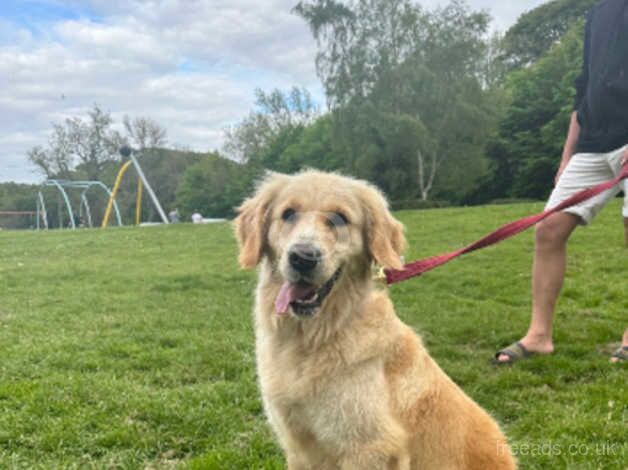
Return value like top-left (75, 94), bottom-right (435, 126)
top-left (610, 346), bottom-right (627, 363)
top-left (493, 334), bottom-right (554, 365)
top-left (492, 342), bottom-right (536, 365)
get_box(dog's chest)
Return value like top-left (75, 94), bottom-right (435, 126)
top-left (257, 338), bottom-right (343, 402)
top-left (258, 338), bottom-right (386, 445)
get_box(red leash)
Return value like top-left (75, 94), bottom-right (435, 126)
top-left (384, 163), bottom-right (628, 285)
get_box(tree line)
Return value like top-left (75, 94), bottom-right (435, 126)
top-left (223, 0), bottom-right (596, 207)
top-left (1, 0), bottom-right (598, 229)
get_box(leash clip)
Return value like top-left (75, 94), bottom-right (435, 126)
top-left (372, 265), bottom-right (387, 284)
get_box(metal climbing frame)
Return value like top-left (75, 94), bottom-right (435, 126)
top-left (36, 180), bottom-right (122, 230)
top-left (101, 150), bottom-right (169, 228)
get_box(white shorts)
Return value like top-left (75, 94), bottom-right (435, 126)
top-left (546, 144), bottom-right (627, 225)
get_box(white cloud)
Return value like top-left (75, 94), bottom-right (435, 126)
top-left (0, 0), bottom-right (554, 183)
top-left (0, 0), bottom-right (323, 183)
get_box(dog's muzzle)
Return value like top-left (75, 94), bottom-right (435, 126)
top-left (288, 243), bottom-right (322, 274)
top-left (275, 268), bottom-right (342, 317)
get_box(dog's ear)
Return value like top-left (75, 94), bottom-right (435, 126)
top-left (361, 184), bottom-right (406, 270)
top-left (234, 173), bottom-right (287, 268)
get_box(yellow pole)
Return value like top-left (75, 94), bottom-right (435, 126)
top-left (135, 177), bottom-right (143, 225)
top-left (102, 160), bottom-right (133, 228)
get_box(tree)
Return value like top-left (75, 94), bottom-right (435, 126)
top-left (175, 153), bottom-right (257, 218)
top-left (480, 32), bottom-right (509, 89)
top-left (64, 105), bottom-right (123, 179)
top-left (295, 0), bottom-right (494, 201)
top-left (471, 23), bottom-right (584, 202)
top-left (278, 114), bottom-right (343, 172)
top-left (27, 141), bottom-right (72, 180)
top-left (294, 0), bottom-right (423, 110)
top-left (28, 104), bottom-right (123, 180)
top-left (123, 115), bottom-right (167, 150)
top-left (223, 87), bottom-right (318, 169)
top-left (499, 0), bottom-right (595, 70)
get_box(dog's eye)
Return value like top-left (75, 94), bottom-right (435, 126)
top-left (328, 212), bottom-right (349, 227)
top-left (281, 208), bottom-right (297, 222)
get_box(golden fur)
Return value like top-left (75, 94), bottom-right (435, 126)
top-left (235, 170), bottom-right (516, 469)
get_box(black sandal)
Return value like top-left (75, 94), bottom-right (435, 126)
top-left (492, 341), bottom-right (534, 365)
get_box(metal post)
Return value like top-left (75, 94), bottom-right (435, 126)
top-left (135, 177), bottom-right (144, 225)
top-left (36, 197), bottom-right (40, 231)
top-left (89, 181), bottom-right (122, 227)
top-left (102, 161), bottom-right (132, 228)
top-left (37, 192), bottom-right (48, 230)
top-left (129, 153), bottom-right (169, 225)
top-left (48, 180), bottom-right (76, 229)
top-left (81, 193), bottom-right (93, 228)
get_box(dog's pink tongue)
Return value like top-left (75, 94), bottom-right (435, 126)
top-left (275, 282), bottom-right (314, 315)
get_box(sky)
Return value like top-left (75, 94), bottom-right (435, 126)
top-left (0, 0), bottom-right (548, 183)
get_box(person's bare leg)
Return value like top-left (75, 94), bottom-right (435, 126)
top-left (609, 329), bottom-right (628, 363)
top-left (497, 212), bottom-right (581, 362)
top-left (623, 217), bottom-right (628, 247)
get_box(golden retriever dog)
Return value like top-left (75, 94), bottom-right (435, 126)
top-left (235, 170), bottom-right (516, 469)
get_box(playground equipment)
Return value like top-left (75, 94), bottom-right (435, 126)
top-left (101, 146), bottom-right (169, 228)
top-left (36, 180), bottom-right (122, 230)
top-left (34, 147), bottom-right (168, 230)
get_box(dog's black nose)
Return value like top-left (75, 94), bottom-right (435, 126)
top-left (289, 244), bottom-right (321, 273)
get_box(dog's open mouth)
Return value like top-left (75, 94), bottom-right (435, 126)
top-left (275, 269), bottom-right (342, 316)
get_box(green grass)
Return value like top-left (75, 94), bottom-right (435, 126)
top-left (0, 200), bottom-right (625, 469)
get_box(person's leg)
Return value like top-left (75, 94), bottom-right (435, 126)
top-left (527, 213), bottom-right (582, 350)
top-left (496, 212), bottom-right (580, 362)
top-left (496, 149), bottom-right (623, 363)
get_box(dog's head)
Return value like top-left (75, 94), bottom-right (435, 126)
top-left (234, 170), bottom-right (405, 317)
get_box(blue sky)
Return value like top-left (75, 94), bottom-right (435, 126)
top-left (0, 0), bottom-right (97, 41)
top-left (0, 1), bottom-right (85, 22)
top-left (0, 0), bottom-right (547, 183)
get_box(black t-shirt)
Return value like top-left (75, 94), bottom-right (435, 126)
top-left (575, 0), bottom-right (628, 153)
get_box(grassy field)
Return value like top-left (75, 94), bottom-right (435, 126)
top-left (0, 200), bottom-right (625, 469)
